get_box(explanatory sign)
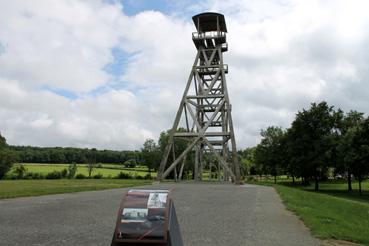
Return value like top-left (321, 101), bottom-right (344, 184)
top-left (114, 189), bottom-right (170, 243)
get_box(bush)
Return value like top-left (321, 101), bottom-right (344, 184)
top-left (45, 171), bottom-right (62, 179)
top-left (23, 172), bottom-right (44, 180)
top-left (116, 172), bottom-right (132, 179)
top-left (247, 176), bottom-right (257, 182)
top-left (93, 173), bottom-right (103, 179)
top-left (23, 172), bottom-right (33, 180)
top-left (61, 168), bottom-right (68, 178)
top-left (14, 164), bottom-right (27, 179)
top-left (75, 173), bottom-right (86, 179)
top-left (67, 162), bottom-right (77, 179)
top-left (123, 160), bottom-right (136, 168)
top-left (7, 174), bottom-right (18, 180)
top-left (31, 172), bottom-right (45, 179)
top-left (135, 175), bottom-right (144, 180)
top-left (96, 163), bottom-right (103, 168)
top-left (144, 173), bottom-right (152, 180)
top-left (22, 173), bottom-right (30, 179)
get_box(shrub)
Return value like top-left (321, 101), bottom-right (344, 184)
top-left (7, 174), bottom-right (18, 180)
top-left (23, 172), bottom-right (44, 180)
top-left (96, 163), bottom-right (103, 168)
top-left (123, 159), bottom-right (136, 168)
top-left (75, 173), bottom-right (86, 179)
top-left (247, 176), bottom-right (256, 182)
top-left (144, 173), bottom-right (152, 180)
top-left (31, 172), bottom-right (45, 179)
top-left (93, 173), bottom-right (103, 179)
top-left (23, 172), bottom-right (33, 180)
top-left (67, 162), bottom-right (77, 179)
top-left (45, 171), bottom-right (62, 179)
top-left (135, 175), bottom-right (144, 180)
top-left (14, 164), bottom-right (27, 179)
top-left (116, 172), bottom-right (132, 179)
top-left (61, 168), bottom-right (68, 178)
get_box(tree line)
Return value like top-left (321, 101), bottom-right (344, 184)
top-left (0, 129), bottom-right (184, 179)
top-left (245, 101), bottom-right (369, 194)
top-left (8, 146), bottom-right (139, 164)
top-left (0, 137), bottom-right (142, 179)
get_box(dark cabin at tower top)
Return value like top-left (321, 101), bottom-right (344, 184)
top-left (191, 12), bottom-right (227, 50)
top-left (192, 12), bottom-right (227, 33)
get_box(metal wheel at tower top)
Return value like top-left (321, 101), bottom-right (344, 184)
top-left (156, 12), bottom-right (241, 184)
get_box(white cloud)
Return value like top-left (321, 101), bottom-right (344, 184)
top-left (0, 0), bottom-right (123, 93)
top-left (1, 0), bottom-right (369, 150)
top-left (118, 11), bottom-right (195, 89)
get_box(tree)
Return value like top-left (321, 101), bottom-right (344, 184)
top-left (288, 102), bottom-right (339, 190)
top-left (49, 149), bottom-right (66, 163)
top-left (86, 162), bottom-right (95, 178)
top-left (254, 126), bottom-right (285, 184)
top-left (68, 162), bottom-right (78, 179)
top-left (0, 132), bottom-right (16, 179)
top-left (337, 111), bottom-right (364, 192)
top-left (351, 118), bottom-right (369, 195)
top-left (158, 128), bottom-right (192, 179)
top-left (85, 148), bottom-right (97, 178)
top-left (141, 139), bottom-right (161, 173)
top-left (9, 146), bottom-right (137, 165)
top-left (0, 133), bottom-right (6, 148)
top-left (238, 147), bottom-right (256, 177)
top-left (277, 129), bottom-right (296, 184)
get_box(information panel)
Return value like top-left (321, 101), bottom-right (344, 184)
top-left (114, 189), bottom-right (170, 243)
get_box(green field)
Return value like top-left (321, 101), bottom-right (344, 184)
top-left (0, 179), bottom-right (151, 199)
top-left (248, 178), bottom-right (369, 245)
top-left (6, 163), bottom-right (155, 178)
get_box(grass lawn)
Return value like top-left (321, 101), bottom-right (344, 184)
top-left (7, 163), bottom-right (155, 178)
top-left (0, 179), bottom-right (152, 199)
top-left (248, 178), bottom-right (369, 245)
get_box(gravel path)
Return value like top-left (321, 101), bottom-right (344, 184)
top-left (0, 183), bottom-right (319, 246)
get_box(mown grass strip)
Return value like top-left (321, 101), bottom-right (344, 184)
top-left (0, 179), bottom-right (151, 199)
top-left (254, 182), bottom-right (369, 245)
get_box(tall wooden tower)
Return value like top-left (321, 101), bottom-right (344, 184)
top-left (156, 12), bottom-right (241, 183)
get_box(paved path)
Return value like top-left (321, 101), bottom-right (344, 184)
top-left (0, 183), bottom-right (319, 246)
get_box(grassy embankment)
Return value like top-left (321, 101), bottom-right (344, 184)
top-left (0, 179), bottom-right (151, 199)
top-left (248, 178), bottom-right (369, 245)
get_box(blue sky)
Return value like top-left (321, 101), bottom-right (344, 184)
top-left (122, 0), bottom-right (175, 16)
top-left (121, 0), bottom-right (199, 17)
top-left (45, 46), bottom-right (134, 99)
top-left (46, 0), bottom-right (201, 100)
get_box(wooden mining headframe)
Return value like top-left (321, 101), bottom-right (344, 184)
top-left (156, 12), bottom-right (241, 183)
